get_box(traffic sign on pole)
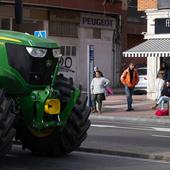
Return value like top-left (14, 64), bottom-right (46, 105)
top-left (87, 45), bottom-right (94, 107)
top-left (34, 30), bottom-right (47, 38)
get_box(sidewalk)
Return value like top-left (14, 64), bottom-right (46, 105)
top-left (83, 93), bottom-right (170, 162)
top-left (90, 93), bottom-right (170, 123)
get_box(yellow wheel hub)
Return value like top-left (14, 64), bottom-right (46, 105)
top-left (44, 99), bottom-right (61, 115)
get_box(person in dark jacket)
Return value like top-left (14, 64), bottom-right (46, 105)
top-left (160, 62), bottom-right (168, 81)
top-left (153, 81), bottom-right (170, 109)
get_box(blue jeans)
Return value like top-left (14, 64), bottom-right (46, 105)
top-left (125, 86), bottom-right (134, 109)
top-left (157, 96), bottom-right (170, 109)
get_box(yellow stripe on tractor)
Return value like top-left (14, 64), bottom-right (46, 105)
top-left (0, 36), bottom-right (21, 43)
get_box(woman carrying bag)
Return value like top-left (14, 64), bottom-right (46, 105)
top-left (91, 71), bottom-right (110, 114)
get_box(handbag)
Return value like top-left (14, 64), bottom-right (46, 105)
top-left (105, 87), bottom-right (113, 95)
top-left (155, 109), bottom-right (169, 116)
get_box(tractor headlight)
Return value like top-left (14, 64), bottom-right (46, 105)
top-left (26, 47), bottom-right (47, 58)
top-left (53, 49), bottom-right (62, 58)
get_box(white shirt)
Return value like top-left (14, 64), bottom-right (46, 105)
top-left (155, 78), bottom-right (165, 100)
top-left (91, 77), bottom-right (110, 94)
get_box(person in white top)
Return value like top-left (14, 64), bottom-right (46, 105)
top-left (152, 71), bottom-right (165, 109)
top-left (155, 73), bottom-right (165, 100)
top-left (90, 71), bottom-right (110, 114)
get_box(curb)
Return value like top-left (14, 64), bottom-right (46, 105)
top-left (13, 140), bottom-right (170, 162)
top-left (90, 115), bottom-right (170, 124)
top-left (78, 147), bottom-right (170, 162)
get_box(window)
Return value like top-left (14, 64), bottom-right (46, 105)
top-left (61, 46), bottom-right (65, 56)
top-left (72, 46), bottom-right (76, 56)
top-left (66, 46), bottom-right (71, 56)
top-left (60, 46), bottom-right (77, 57)
top-left (0, 18), bottom-right (11, 30)
top-left (93, 28), bottom-right (101, 39)
top-left (49, 21), bottom-right (78, 37)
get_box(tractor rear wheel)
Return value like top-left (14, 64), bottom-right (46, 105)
top-left (16, 74), bottom-right (91, 156)
top-left (0, 89), bottom-right (16, 158)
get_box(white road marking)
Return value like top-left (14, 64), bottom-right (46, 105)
top-left (91, 124), bottom-right (170, 134)
top-left (103, 102), bottom-right (152, 109)
top-left (91, 124), bottom-right (116, 128)
top-left (152, 127), bottom-right (170, 132)
top-left (91, 124), bottom-right (152, 131)
top-left (152, 135), bottom-right (170, 138)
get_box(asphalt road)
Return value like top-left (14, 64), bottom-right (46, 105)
top-left (1, 145), bottom-right (170, 170)
top-left (82, 119), bottom-right (170, 157)
top-left (2, 119), bottom-right (170, 169)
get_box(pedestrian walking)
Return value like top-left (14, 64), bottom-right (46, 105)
top-left (153, 80), bottom-right (170, 110)
top-left (120, 63), bottom-right (139, 111)
top-left (91, 70), bottom-right (110, 114)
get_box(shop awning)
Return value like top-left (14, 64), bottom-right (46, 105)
top-left (123, 39), bottom-right (170, 57)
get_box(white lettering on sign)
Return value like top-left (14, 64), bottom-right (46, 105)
top-left (80, 13), bottom-right (115, 30)
top-left (166, 19), bottom-right (170, 27)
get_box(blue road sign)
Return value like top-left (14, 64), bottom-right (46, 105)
top-left (89, 45), bottom-right (94, 61)
top-left (34, 30), bottom-right (47, 38)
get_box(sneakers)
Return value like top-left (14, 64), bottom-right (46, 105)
top-left (152, 104), bottom-right (158, 110)
top-left (92, 108), bottom-right (102, 114)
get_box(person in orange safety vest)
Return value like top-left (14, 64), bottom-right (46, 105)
top-left (120, 63), bottom-right (139, 111)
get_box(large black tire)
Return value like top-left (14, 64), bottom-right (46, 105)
top-left (0, 89), bottom-right (16, 158)
top-left (16, 74), bottom-right (91, 156)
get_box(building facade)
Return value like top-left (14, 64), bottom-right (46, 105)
top-left (124, 0), bottom-right (170, 99)
top-left (122, 0), bottom-right (147, 70)
top-left (0, 0), bottom-right (127, 90)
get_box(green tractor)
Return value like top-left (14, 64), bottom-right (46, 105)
top-left (0, 30), bottom-right (91, 157)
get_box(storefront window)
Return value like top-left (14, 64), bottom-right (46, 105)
top-left (161, 58), bottom-right (170, 68)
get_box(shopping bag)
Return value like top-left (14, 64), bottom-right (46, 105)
top-left (105, 87), bottom-right (113, 95)
top-left (155, 109), bottom-right (169, 116)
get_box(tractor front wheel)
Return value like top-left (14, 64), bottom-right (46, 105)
top-left (0, 89), bottom-right (16, 158)
top-left (16, 74), bottom-right (91, 156)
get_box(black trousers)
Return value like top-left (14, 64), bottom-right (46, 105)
top-left (92, 93), bottom-right (105, 111)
